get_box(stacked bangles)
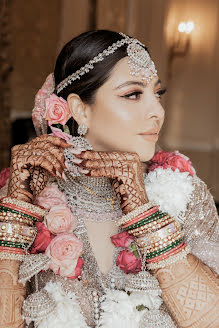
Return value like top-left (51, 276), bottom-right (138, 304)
top-left (0, 197), bottom-right (45, 261)
top-left (117, 202), bottom-right (190, 270)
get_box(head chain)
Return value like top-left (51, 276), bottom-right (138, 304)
top-left (56, 32), bottom-right (156, 94)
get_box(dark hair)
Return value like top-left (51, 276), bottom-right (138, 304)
top-left (54, 30), bottom-right (129, 104)
top-left (53, 30), bottom-right (149, 135)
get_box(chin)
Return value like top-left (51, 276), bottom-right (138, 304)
top-left (137, 143), bottom-right (156, 162)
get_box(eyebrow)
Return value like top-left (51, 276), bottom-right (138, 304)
top-left (114, 78), bottom-right (161, 90)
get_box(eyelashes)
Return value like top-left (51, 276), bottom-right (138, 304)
top-left (122, 87), bottom-right (167, 100)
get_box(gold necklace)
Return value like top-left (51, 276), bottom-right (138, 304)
top-left (81, 185), bottom-right (117, 210)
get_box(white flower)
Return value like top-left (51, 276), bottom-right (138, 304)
top-left (145, 168), bottom-right (194, 223)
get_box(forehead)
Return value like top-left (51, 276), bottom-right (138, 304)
top-left (105, 56), bottom-right (159, 88)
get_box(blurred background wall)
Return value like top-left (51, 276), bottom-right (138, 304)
top-left (0, 0), bottom-right (219, 202)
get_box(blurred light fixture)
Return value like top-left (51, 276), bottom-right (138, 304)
top-left (168, 21), bottom-right (195, 78)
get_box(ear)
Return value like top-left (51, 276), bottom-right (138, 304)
top-left (67, 93), bottom-right (91, 127)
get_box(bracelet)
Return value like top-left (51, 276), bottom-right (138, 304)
top-left (146, 245), bottom-right (191, 270)
top-left (0, 240), bottom-right (29, 249)
top-left (0, 234), bottom-right (34, 243)
top-left (0, 245), bottom-right (26, 255)
top-left (0, 197), bottom-right (45, 218)
top-left (123, 212), bottom-right (168, 231)
top-left (0, 213), bottom-right (34, 226)
top-left (145, 238), bottom-right (184, 259)
top-left (129, 216), bottom-right (174, 236)
top-left (0, 252), bottom-right (26, 261)
top-left (0, 222), bottom-right (36, 239)
top-left (0, 206), bottom-right (40, 222)
top-left (145, 231), bottom-right (183, 253)
top-left (116, 202), bottom-right (154, 226)
top-left (122, 206), bottom-right (159, 229)
top-left (136, 227), bottom-right (181, 250)
top-left (146, 242), bottom-right (186, 263)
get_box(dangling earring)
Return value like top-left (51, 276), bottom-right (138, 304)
top-left (72, 124), bottom-right (93, 150)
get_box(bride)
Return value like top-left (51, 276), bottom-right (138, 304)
top-left (0, 30), bottom-right (218, 328)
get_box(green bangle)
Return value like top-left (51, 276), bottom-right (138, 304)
top-left (0, 206), bottom-right (38, 222)
top-left (0, 240), bottom-right (29, 249)
top-left (124, 212), bottom-right (168, 231)
top-left (146, 238), bottom-right (183, 259)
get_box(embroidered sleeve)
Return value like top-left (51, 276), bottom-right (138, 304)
top-left (183, 175), bottom-right (219, 273)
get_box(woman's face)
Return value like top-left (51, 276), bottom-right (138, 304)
top-left (86, 56), bottom-right (165, 162)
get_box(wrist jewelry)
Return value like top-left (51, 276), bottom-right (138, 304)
top-left (0, 197), bottom-right (45, 219)
top-left (116, 202), bottom-right (154, 226)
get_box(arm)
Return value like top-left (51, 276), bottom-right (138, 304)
top-left (0, 135), bottom-right (69, 328)
top-left (76, 151), bottom-right (219, 328)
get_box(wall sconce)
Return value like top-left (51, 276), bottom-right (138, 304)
top-left (167, 21), bottom-right (195, 78)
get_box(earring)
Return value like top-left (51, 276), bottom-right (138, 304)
top-left (77, 124), bottom-right (88, 136)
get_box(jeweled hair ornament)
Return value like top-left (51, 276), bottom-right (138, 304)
top-left (56, 32), bottom-right (157, 94)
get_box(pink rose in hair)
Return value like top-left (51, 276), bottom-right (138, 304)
top-left (148, 150), bottom-right (195, 176)
top-left (45, 205), bottom-right (77, 235)
top-left (31, 222), bottom-right (55, 254)
top-left (45, 94), bottom-right (71, 126)
top-left (51, 126), bottom-right (72, 142)
top-left (45, 233), bottom-right (83, 277)
top-left (111, 231), bottom-right (135, 248)
top-left (0, 168), bottom-right (10, 189)
top-left (116, 249), bottom-right (142, 274)
top-left (35, 185), bottom-right (67, 211)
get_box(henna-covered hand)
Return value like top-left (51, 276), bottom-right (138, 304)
top-left (75, 151), bottom-right (148, 214)
top-left (8, 135), bottom-right (70, 203)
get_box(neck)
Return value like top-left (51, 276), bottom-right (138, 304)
top-left (141, 162), bottom-right (148, 173)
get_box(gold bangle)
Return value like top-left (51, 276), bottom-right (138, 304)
top-left (116, 202), bottom-right (154, 226)
top-left (0, 213), bottom-right (34, 226)
top-left (143, 231), bottom-right (183, 253)
top-left (128, 215), bottom-right (171, 236)
top-left (0, 197), bottom-right (45, 218)
top-left (0, 222), bottom-right (36, 238)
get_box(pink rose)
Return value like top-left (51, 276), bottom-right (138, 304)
top-left (45, 233), bottom-right (83, 277)
top-left (68, 257), bottom-right (84, 280)
top-left (45, 205), bottom-right (77, 235)
top-left (0, 168), bottom-right (10, 189)
top-left (35, 185), bottom-right (67, 210)
top-left (148, 151), bottom-right (195, 176)
top-left (31, 222), bottom-right (55, 254)
top-left (45, 93), bottom-right (71, 126)
top-left (51, 126), bottom-right (72, 142)
top-left (111, 231), bottom-right (135, 248)
top-left (116, 249), bottom-right (142, 274)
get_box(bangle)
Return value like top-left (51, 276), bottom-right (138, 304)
top-left (0, 252), bottom-right (26, 261)
top-left (0, 222), bottom-right (36, 239)
top-left (129, 216), bottom-right (174, 236)
top-left (136, 227), bottom-right (181, 249)
top-left (0, 240), bottom-right (29, 249)
top-left (0, 234), bottom-right (34, 243)
top-left (146, 245), bottom-right (191, 270)
top-left (145, 231), bottom-right (183, 253)
top-left (145, 238), bottom-right (184, 259)
top-left (122, 206), bottom-right (159, 229)
top-left (0, 213), bottom-right (34, 226)
top-left (123, 212), bottom-right (168, 231)
top-left (0, 197), bottom-right (45, 218)
top-left (116, 202), bottom-right (154, 226)
top-left (0, 245), bottom-right (26, 254)
top-left (0, 206), bottom-right (40, 222)
top-left (147, 242), bottom-right (186, 263)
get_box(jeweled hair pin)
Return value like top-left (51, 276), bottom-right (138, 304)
top-left (56, 32), bottom-right (157, 94)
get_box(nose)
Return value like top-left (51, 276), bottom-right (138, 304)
top-left (146, 99), bottom-right (165, 121)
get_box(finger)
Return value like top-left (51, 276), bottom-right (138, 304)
top-left (22, 135), bottom-right (71, 150)
top-left (78, 159), bottom-right (128, 170)
top-left (86, 167), bottom-right (118, 179)
top-left (20, 154), bottom-right (64, 179)
top-left (76, 151), bottom-right (139, 162)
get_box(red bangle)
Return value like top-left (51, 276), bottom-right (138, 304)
top-left (0, 202), bottom-right (43, 221)
top-left (122, 206), bottom-right (159, 229)
top-left (0, 246), bottom-right (27, 255)
top-left (146, 242), bottom-right (186, 263)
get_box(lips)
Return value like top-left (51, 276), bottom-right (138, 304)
top-left (138, 128), bottom-right (159, 142)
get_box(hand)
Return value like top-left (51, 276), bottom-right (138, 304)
top-left (8, 135), bottom-right (71, 203)
top-left (75, 151), bottom-right (148, 214)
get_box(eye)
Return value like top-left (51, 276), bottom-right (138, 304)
top-left (123, 91), bottom-right (143, 100)
top-left (155, 88), bottom-right (166, 100)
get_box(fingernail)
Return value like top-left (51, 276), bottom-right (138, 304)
top-left (79, 168), bottom-right (89, 174)
top-left (56, 170), bottom-right (62, 178)
top-left (69, 148), bottom-right (82, 155)
top-left (72, 158), bottom-right (83, 164)
top-left (64, 161), bottom-right (72, 170)
top-left (62, 172), bottom-right (67, 181)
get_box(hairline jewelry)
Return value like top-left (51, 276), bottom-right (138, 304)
top-left (56, 33), bottom-right (157, 94)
